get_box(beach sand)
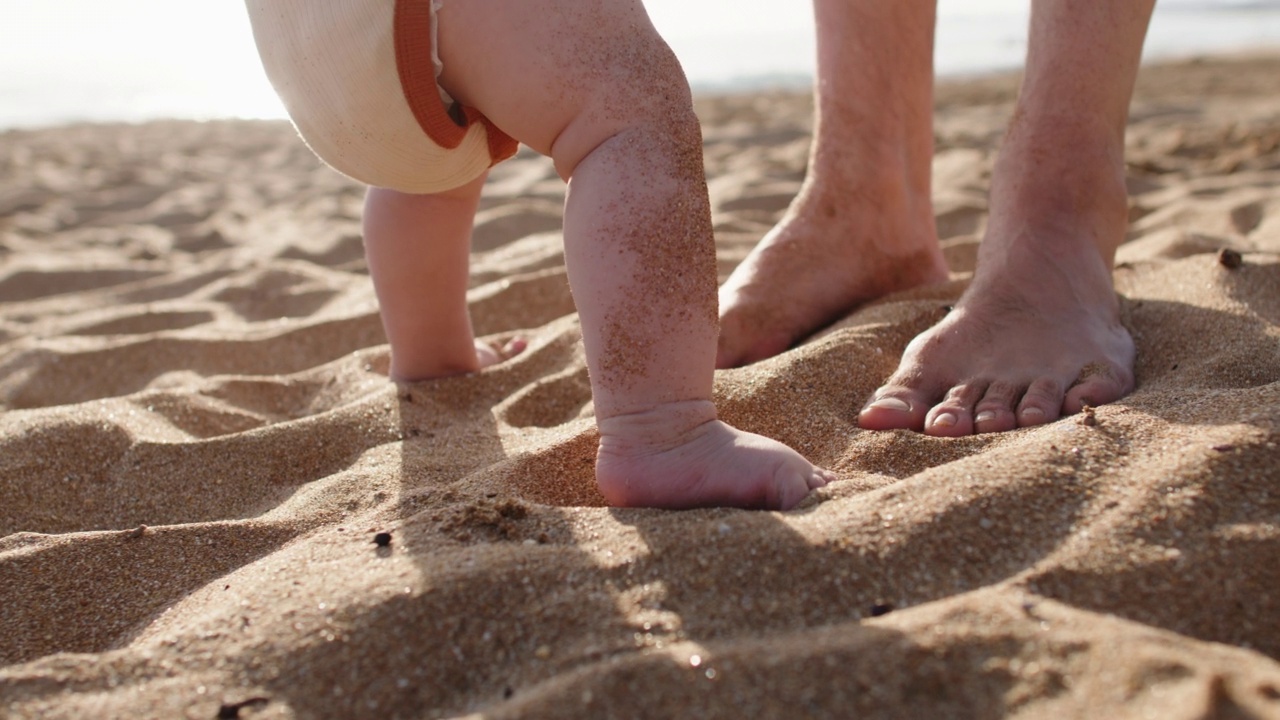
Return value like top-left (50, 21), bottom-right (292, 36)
top-left (1, 53), bottom-right (1279, 719)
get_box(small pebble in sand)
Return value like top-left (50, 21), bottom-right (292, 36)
top-left (373, 532), bottom-right (393, 547)
top-left (125, 525), bottom-right (148, 539)
top-left (1217, 247), bottom-right (1243, 269)
top-left (1080, 405), bottom-right (1098, 427)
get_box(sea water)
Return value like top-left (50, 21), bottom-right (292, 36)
top-left (2, 0), bottom-right (1279, 129)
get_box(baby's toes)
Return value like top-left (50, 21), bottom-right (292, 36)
top-left (772, 464), bottom-right (819, 511)
top-left (501, 336), bottom-right (528, 359)
top-left (810, 468), bottom-right (837, 489)
top-left (474, 336), bottom-right (527, 370)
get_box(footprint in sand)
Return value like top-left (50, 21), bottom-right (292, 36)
top-left (0, 267), bottom-right (164, 303)
top-left (68, 309), bottom-right (216, 336)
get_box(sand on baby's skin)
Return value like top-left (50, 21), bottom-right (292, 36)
top-left (2, 53), bottom-right (1280, 719)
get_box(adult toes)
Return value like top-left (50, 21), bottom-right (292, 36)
top-left (1017, 377), bottom-right (1065, 427)
top-left (924, 381), bottom-right (987, 437)
top-left (1063, 362), bottom-right (1133, 414)
top-left (973, 380), bottom-right (1021, 434)
top-left (858, 386), bottom-right (932, 431)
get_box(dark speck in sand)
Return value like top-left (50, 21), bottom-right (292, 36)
top-left (374, 532), bottom-right (393, 547)
top-left (869, 603), bottom-right (894, 617)
top-left (1212, 444), bottom-right (1235, 452)
top-left (1217, 247), bottom-right (1243, 269)
top-left (216, 697), bottom-right (269, 719)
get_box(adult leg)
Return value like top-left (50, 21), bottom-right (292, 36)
top-left (716, 0), bottom-right (949, 368)
top-left (858, 0), bottom-right (1154, 435)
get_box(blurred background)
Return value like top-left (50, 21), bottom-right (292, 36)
top-left (4, 0), bottom-right (1280, 129)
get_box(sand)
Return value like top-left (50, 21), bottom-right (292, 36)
top-left (1, 53), bottom-right (1279, 719)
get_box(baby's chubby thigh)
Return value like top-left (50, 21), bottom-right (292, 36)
top-left (434, 0), bottom-right (695, 177)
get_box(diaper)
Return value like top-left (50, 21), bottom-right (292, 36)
top-left (245, 0), bottom-right (518, 194)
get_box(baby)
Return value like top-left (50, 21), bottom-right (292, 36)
top-left (245, 0), bottom-right (833, 509)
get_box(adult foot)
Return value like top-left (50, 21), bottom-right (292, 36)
top-left (716, 183), bottom-right (949, 368)
top-left (595, 401), bottom-right (834, 510)
top-left (857, 265), bottom-right (1135, 436)
top-left (858, 136), bottom-right (1136, 436)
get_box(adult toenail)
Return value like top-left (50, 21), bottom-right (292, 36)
top-left (975, 410), bottom-right (996, 423)
top-left (933, 412), bottom-right (957, 428)
top-left (869, 397), bottom-right (911, 412)
top-left (1022, 407), bottom-right (1045, 418)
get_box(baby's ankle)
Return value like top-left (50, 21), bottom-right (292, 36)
top-left (596, 400), bottom-right (718, 458)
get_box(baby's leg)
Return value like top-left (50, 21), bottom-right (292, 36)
top-left (436, 0), bottom-right (833, 509)
top-left (364, 177), bottom-right (522, 381)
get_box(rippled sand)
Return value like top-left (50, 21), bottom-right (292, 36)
top-left (1, 53), bottom-right (1278, 719)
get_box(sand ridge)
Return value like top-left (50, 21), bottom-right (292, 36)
top-left (1, 54), bottom-right (1279, 718)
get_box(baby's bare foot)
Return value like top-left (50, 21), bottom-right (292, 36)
top-left (717, 185), bottom-right (948, 368)
top-left (390, 337), bottom-right (526, 383)
top-left (475, 337), bottom-right (527, 370)
top-left (595, 401), bottom-right (834, 510)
